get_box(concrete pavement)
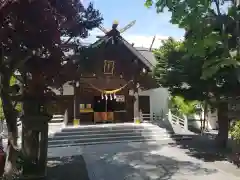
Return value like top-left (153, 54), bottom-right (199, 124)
top-left (48, 140), bottom-right (240, 180)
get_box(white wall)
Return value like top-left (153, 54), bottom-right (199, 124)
top-left (188, 110), bottom-right (218, 130)
top-left (139, 87), bottom-right (218, 130)
top-left (140, 87), bottom-right (169, 118)
top-left (207, 110), bottom-right (218, 129)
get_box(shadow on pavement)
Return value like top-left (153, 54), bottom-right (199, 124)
top-left (168, 134), bottom-right (234, 163)
top-left (82, 141), bottom-right (218, 180)
top-left (47, 155), bottom-right (90, 180)
top-left (153, 121), bottom-right (237, 164)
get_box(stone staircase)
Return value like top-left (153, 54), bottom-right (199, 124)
top-left (48, 123), bottom-right (175, 148)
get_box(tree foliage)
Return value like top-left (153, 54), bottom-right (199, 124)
top-left (153, 36), bottom-right (240, 147)
top-left (0, 0), bottom-right (103, 135)
top-left (170, 96), bottom-right (199, 116)
top-left (229, 120), bottom-right (240, 143)
top-left (154, 38), bottom-right (208, 102)
top-left (0, 0), bottom-right (103, 88)
top-left (0, 76), bottom-right (21, 121)
top-left (145, 0), bottom-right (239, 79)
top-left (154, 36), bottom-right (240, 105)
top-left (0, 0), bottom-right (103, 177)
top-left (146, 0), bottom-right (240, 147)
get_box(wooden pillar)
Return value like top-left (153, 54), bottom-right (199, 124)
top-left (73, 82), bottom-right (80, 126)
top-left (73, 87), bottom-right (77, 120)
top-left (133, 89), bottom-right (140, 123)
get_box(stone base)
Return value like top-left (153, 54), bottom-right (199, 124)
top-left (73, 119), bottom-right (80, 126)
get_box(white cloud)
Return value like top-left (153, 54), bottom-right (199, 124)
top-left (122, 34), bottom-right (169, 49)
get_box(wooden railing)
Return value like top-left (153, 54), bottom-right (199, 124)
top-left (141, 113), bottom-right (151, 121)
top-left (167, 110), bottom-right (188, 130)
top-left (140, 113), bottom-right (160, 122)
top-left (50, 114), bottom-right (64, 124)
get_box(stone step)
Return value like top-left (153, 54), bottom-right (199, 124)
top-left (48, 130), bottom-right (170, 141)
top-left (47, 133), bottom-right (193, 148)
top-left (48, 134), bottom-right (170, 147)
top-left (55, 127), bottom-right (168, 136)
top-left (48, 137), bottom-right (173, 148)
top-left (61, 125), bottom-right (155, 133)
top-left (46, 123), bottom-right (188, 148)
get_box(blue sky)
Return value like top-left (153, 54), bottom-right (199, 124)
top-left (82, 0), bottom-right (185, 48)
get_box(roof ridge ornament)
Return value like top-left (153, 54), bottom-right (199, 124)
top-left (97, 20), bottom-right (136, 38)
top-left (112, 20), bottom-right (119, 29)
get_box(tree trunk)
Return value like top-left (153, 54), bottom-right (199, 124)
top-left (21, 100), bottom-right (40, 177)
top-left (216, 102), bottom-right (229, 148)
top-left (21, 69), bottom-right (49, 178)
top-left (1, 78), bottom-right (19, 179)
top-left (21, 106), bottom-right (49, 178)
top-left (38, 127), bottom-right (48, 176)
top-left (4, 141), bottom-right (19, 179)
top-left (21, 129), bottom-right (39, 175)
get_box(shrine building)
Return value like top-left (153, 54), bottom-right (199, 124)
top-left (50, 21), bottom-right (169, 125)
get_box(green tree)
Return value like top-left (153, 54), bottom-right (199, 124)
top-left (145, 0), bottom-right (238, 79)
top-left (0, 76), bottom-right (21, 121)
top-left (229, 120), bottom-right (240, 144)
top-left (153, 37), bottom-right (240, 147)
top-left (170, 96), bottom-right (199, 116)
top-left (146, 0), bottom-right (240, 148)
top-left (0, 0), bottom-right (102, 178)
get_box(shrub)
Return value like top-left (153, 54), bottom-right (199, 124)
top-left (229, 120), bottom-right (240, 144)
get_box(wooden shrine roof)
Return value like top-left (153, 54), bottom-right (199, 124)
top-left (63, 38), bottom-right (158, 71)
top-left (54, 30), bottom-right (159, 95)
top-left (88, 31), bottom-right (156, 71)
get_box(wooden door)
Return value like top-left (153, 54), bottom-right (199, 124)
top-left (139, 96), bottom-right (150, 114)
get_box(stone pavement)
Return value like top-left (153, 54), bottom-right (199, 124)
top-left (169, 134), bottom-right (240, 177)
top-left (48, 140), bottom-right (240, 180)
top-left (47, 155), bottom-right (90, 180)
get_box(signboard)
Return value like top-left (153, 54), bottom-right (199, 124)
top-left (104, 60), bottom-right (115, 75)
top-left (116, 95), bottom-right (125, 102)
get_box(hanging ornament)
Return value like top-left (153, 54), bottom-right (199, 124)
top-left (110, 94), bottom-right (113, 100)
top-left (105, 94), bottom-right (108, 100)
top-left (101, 94), bottom-right (104, 99)
top-left (87, 79), bottom-right (133, 94)
top-left (114, 93), bottom-right (117, 99)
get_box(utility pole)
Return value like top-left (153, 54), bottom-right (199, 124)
top-left (149, 35), bottom-right (156, 51)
